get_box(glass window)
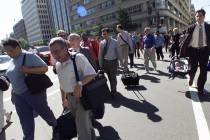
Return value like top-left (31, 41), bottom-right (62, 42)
top-left (72, 3), bottom-right (79, 11)
top-left (84, 0), bottom-right (94, 4)
top-left (155, 0), bottom-right (165, 9)
top-left (87, 7), bottom-right (97, 15)
top-left (72, 14), bottom-right (79, 20)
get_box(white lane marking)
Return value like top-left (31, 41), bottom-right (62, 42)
top-left (188, 76), bottom-right (210, 140)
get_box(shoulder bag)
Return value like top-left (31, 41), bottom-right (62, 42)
top-left (23, 54), bottom-right (53, 94)
top-left (71, 53), bottom-right (110, 110)
top-left (119, 34), bottom-right (131, 51)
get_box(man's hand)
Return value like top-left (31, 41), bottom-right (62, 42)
top-left (62, 98), bottom-right (69, 109)
top-left (74, 84), bottom-right (82, 99)
top-left (20, 66), bottom-right (30, 73)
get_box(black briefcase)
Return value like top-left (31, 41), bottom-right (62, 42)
top-left (57, 110), bottom-right (77, 140)
top-left (121, 72), bottom-right (140, 86)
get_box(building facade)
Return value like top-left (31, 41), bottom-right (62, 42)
top-left (21, 0), bottom-right (53, 45)
top-left (13, 19), bottom-right (28, 41)
top-left (68, 0), bottom-right (192, 33)
top-left (49, 0), bottom-right (71, 34)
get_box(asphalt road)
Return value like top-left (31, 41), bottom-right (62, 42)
top-left (1, 53), bottom-right (210, 140)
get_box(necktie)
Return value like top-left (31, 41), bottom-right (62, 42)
top-left (198, 25), bottom-right (203, 47)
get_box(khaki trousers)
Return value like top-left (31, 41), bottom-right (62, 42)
top-left (144, 48), bottom-right (156, 72)
top-left (119, 44), bottom-right (129, 71)
top-left (67, 95), bottom-right (96, 140)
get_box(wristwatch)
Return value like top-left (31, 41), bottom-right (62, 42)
top-left (78, 81), bottom-right (82, 86)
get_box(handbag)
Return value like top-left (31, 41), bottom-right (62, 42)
top-left (22, 54), bottom-right (53, 94)
top-left (0, 76), bottom-right (9, 91)
top-left (57, 109), bottom-right (77, 139)
top-left (71, 53), bottom-right (110, 110)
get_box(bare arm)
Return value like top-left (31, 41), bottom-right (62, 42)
top-left (20, 66), bottom-right (48, 74)
top-left (74, 74), bottom-right (96, 99)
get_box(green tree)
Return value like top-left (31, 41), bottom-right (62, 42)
top-left (18, 38), bottom-right (29, 50)
top-left (76, 28), bottom-right (85, 35)
top-left (117, 8), bottom-right (137, 31)
top-left (90, 24), bottom-right (103, 36)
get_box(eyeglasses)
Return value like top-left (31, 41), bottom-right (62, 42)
top-left (58, 34), bottom-right (66, 37)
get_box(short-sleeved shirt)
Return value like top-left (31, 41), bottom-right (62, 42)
top-left (56, 53), bottom-right (96, 93)
top-left (6, 51), bottom-right (47, 95)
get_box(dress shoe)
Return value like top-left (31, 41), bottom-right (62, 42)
top-left (197, 90), bottom-right (207, 97)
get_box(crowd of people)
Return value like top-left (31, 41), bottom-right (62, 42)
top-left (0, 8), bottom-right (209, 140)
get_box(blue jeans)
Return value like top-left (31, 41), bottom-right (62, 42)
top-left (14, 90), bottom-right (57, 140)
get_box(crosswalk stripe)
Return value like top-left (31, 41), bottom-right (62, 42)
top-left (188, 75), bottom-right (210, 140)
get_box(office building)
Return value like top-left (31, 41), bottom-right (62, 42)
top-left (49, 0), bottom-right (71, 34)
top-left (13, 19), bottom-right (28, 41)
top-left (21, 0), bottom-right (53, 44)
top-left (68, 0), bottom-right (192, 33)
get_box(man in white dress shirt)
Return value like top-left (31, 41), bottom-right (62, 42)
top-left (49, 37), bottom-right (96, 140)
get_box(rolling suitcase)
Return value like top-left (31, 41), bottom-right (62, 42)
top-left (57, 109), bottom-right (77, 140)
top-left (121, 72), bottom-right (140, 86)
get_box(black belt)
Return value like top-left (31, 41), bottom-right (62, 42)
top-left (66, 92), bottom-right (74, 96)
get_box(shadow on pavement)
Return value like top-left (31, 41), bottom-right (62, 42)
top-left (185, 90), bottom-right (210, 102)
top-left (162, 59), bottom-right (171, 63)
top-left (125, 85), bottom-right (147, 91)
top-left (139, 75), bottom-right (160, 83)
top-left (150, 70), bottom-right (171, 77)
top-left (106, 92), bottom-right (162, 122)
top-left (94, 121), bottom-right (121, 140)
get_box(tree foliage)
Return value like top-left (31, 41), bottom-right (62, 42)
top-left (90, 24), bottom-right (103, 36)
top-left (18, 38), bottom-right (30, 50)
top-left (117, 9), bottom-right (137, 31)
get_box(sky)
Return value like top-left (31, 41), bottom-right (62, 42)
top-left (0, 0), bottom-right (209, 41)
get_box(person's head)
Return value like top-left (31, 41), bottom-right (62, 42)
top-left (48, 37), bottom-right (69, 63)
top-left (144, 27), bottom-right (151, 35)
top-left (156, 31), bottom-right (160, 35)
top-left (182, 30), bottom-right (186, 35)
top-left (101, 28), bottom-right (110, 40)
top-left (116, 24), bottom-right (124, 32)
top-left (67, 33), bottom-right (81, 49)
top-left (56, 30), bottom-right (67, 40)
top-left (81, 32), bottom-right (88, 41)
top-left (173, 27), bottom-right (178, 34)
top-left (2, 38), bottom-right (22, 58)
top-left (195, 9), bottom-right (205, 24)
